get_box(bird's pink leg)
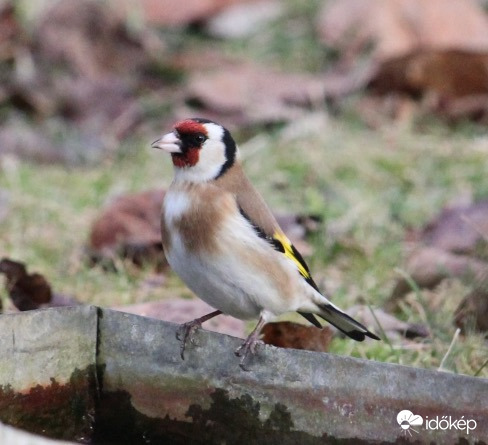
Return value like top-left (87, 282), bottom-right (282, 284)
top-left (235, 316), bottom-right (266, 369)
top-left (176, 310), bottom-right (222, 359)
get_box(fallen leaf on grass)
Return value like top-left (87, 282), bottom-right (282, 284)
top-left (317, 0), bottom-right (488, 122)
top-left (0, 0), bottom-right (166, 164)
top-left (369, 51), bottom-right (488, 100)
top-left (88, 189), bottom-right (166, 270)
top-left (185, 62), bottom-right (327, 126)
top-left (0, 258), bottom-right (51, 310)
top-left (261, 321), bottom-right (333, 352)
top-left (35, 0), bottom-right (160, 80)
top-left (0, 258), bottom-right (79, 311)
top-left (318, 0), bottom-right (488, 64)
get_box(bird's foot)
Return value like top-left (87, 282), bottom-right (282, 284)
top-left (176, 310), bottom-right (222, 360)
top-left (235, 335), bottom-right (264, 371)
top-left (176, 320), bottom-right (202, 360)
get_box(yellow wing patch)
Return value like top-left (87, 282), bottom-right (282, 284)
top-left (238, 204), bottom-right (317, 289)
top-left (273, 231), bottom-right (311, 279)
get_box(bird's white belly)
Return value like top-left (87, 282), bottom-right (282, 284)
top-left (166, 233), bottom-right (264, 320)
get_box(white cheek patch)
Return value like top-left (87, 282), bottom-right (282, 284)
top-left (196, 139), bottom-right (226, 176)
top-left (204, 123), bottom-right (224, 140)
top-left (165, 191), bottom-right (191, 223)
top-left (174, 135), bottom-right (227, 183)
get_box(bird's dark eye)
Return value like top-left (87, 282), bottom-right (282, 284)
top-left (193, 133), bottom-right (206, 145)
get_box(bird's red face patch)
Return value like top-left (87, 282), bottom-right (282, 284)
top-left (171, 120), bottom-right (208, 167)
top-left (172, 147), bottom-right (199, 167)
top-left (174, 120), bottom-right (207, 136)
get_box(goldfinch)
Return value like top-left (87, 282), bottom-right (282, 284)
top-left (152, 118), bottom-right (379, 366)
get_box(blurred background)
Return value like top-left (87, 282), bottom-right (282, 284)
top-left (0, 0), bottom-right (487, 377)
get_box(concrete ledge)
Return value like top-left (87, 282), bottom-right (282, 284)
top-left (0, 306), bottom-right (98, 442)
top-left (0, 306), bottom-right (487, 444)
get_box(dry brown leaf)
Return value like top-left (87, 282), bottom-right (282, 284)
top-left (0, 0), bottom-right (167, 164)
top-left (369, 51), bottom-right (488, 99)
top-left (318, 0), bottom-right (488, 63)
top-left (35, 0), bottom-right (157, 80)
top-left (0, 258), bottom-right (79, 311)
top-left (185, 62), bottom-right (327, 126)
top-left (318, 0), bottom-right (488, 121)
top-left (261, 321), bottom-right (333, 352)
top-left (0, 258), bottom-right (51, 310)
top-left (88, 189), bottom-right (166, 269)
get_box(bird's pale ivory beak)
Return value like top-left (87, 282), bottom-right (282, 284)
top-left (151, 132), bottom-right (182, 153)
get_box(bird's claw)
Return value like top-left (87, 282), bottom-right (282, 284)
top-left (175, 310), bottom-right (223, 360)
top-left (235, 338), bottom-right (263, 370)
top-left (176, 321), bottom-right (202, 360)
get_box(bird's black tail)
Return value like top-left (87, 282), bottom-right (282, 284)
top-left (317, 303), bottom-right (380, 341)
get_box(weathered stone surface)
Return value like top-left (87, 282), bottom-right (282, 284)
top-left (0, 306), bottom-right (97, 388)
top-left (97, 309), bottom-right (488, 444)
top-left (0, 306), bottom-right (98, 442)
top-left (0, 306), bottom-right (487, 444)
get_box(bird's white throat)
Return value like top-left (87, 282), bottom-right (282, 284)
top-left (164, 191), bottom-right (191, 223)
